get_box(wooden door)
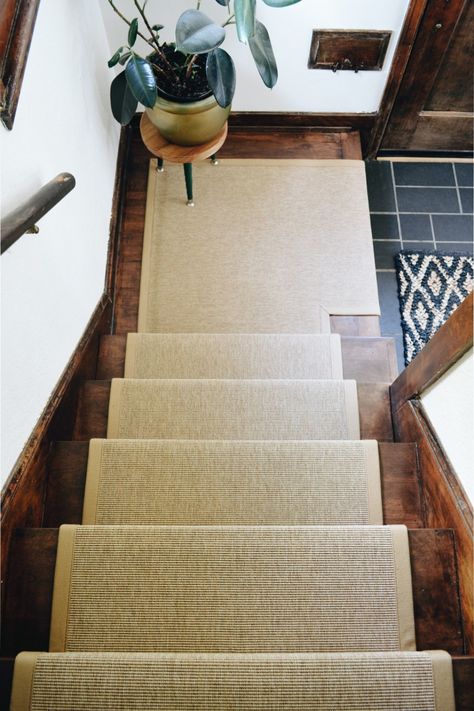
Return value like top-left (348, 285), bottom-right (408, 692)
top-left (382, 0), bottom-right (473, 152)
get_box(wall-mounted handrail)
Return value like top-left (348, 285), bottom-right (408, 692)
top-left (1, 172), bottom-right (76, 254)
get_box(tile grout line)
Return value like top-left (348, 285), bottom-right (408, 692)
top-left (370, 211), bottom-right (473, 216)
top-left (452, 162), bottom-right (464, 214)
top-left (390, 162), bottom-right (403, 249)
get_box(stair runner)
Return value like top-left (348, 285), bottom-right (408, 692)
top-left (10, 161), bottom-right (456, 709)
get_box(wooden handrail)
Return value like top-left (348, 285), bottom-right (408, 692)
top-left (1, 172), bottom-right (76, 254)
top-left (390, 291), bottom-right (473, 411)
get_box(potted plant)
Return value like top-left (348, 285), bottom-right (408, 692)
top-left (106, 0), bottom-right (302, 146)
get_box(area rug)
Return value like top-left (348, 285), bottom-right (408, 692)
top-left (138, 159), bottom-right (380, 333)
top-left (395, 250), bottom-right (473, 364)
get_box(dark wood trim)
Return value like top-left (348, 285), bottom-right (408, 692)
top-left (392, 399), bottom-right (473, 654)
top-left (1, 172), bottom-right (75, 254)
top-left (228, 112), bottom-right (377, 130)
top-left (391, 292), bottom-right (473, 410)
top-left (105, 124), bottom-right (133, 330)
top-left (0, 296), bottom-right (111, 587)
top-left (0, 0), bottom-right (41, 130)
top-left (366, 0), bottom-right (429, 157)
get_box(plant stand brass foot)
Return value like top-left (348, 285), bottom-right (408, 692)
top-left (186, 199), bottom-right (195, 207)
top-left (210, 154), bottom-right (219, 165)
top-left (157, 157), bottom-right (164, 172)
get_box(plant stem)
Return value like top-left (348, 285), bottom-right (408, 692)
top-left (107, 0), bottom-right (174, 77)
top-left (133, 0), bottom-right (170, 67)
top-left (185, 54), bottom-right (199, 80)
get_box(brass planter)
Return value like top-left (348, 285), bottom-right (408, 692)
top-left (146, 93), bottom-right (231, 147)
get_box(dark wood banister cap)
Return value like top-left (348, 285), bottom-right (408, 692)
top-left (1, 172), bottom-right (76, 255)
top-left (391, 291), bottom-right (473, 410)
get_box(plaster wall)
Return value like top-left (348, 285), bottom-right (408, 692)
top-left (421, 349), bottom-right (474, 504)
top-left (99, 0), bottom-right (411, 112)
top-left (1, 0), bottom-right (120, 482)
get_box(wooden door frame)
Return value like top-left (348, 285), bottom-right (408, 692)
top-left (367, 0), bottom-right (471, 157)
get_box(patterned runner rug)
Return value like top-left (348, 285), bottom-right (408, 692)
top-left (395, 250), bottom-right (473, 364)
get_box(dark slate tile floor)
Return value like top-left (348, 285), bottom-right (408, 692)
top-left (365, 160), bottom-right (474, 371)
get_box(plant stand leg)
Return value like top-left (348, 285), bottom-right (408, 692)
top-left (210, 153), bottom-right (219, 165)
top-left (184, 163), bottom-right (194, 206)
top-left (157, 157), bottom-right (164, 172)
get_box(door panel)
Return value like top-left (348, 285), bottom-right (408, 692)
top-left (383, 0), bottom-right (473, 152)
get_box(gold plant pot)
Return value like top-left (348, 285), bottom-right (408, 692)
top-left (145, 93), bottom-right (231, 147)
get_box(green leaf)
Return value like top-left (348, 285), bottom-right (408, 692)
top-left (119, 51), bottom-right (132, 65)
top-left (261, 0), bottom-right (302, 6)
top-left (110, 71), bottom-right (138, 125)
top-left (206, 48), bottom-right (235, 107)
top-left (125, 55), bottom-right (157, 107)
top-left (108, 48), bottom-right (123, 68)
top-left (215, 0), bottom-right (230, 5)
top-left (249, 20), bottom-right (277, 88)
top-left (128, 18), bottom-right (139, 47)
top-left (234, 0), bottom-right (256, 43)
top-left (152, 24), bottom-right (164, 32)
top-left (176, 10), bottom-right (225, 54)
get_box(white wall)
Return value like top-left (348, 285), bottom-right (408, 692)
top-left (99, 0), bottom-right (410, 112)
top-left (421, 349), bottom-right (474, 504)
top-left (1, 0), bottom-right (120, 482)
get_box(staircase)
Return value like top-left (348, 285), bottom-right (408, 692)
top-left (1, 128), bottom-right (471, 709)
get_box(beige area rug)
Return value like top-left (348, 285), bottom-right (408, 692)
top-left (138, 160), bottom-right (380, 333)
top-left (125, 333), bottom-right (343, 379)
top-left (50, 525), bottom-right (414, 654)
top-left (83, 440), bottom-right (382, 526)
top-left (11, 651), bottom-right (454, 711)
top-left (106, 379), bottom-right (360, 440)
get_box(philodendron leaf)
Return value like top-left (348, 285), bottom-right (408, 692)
top-left (176, 10), bottom-right (225, 54)
top-left (206, 48), bottom-right (236, 107)
top-left (125, 55), bottom-right (157, 107)
top-left (235, 0), bottom-right (256, 43)
top-left (249, 20), bottom-right (277, 88)
top-left (128, 18), bottom-right (139, 47)
top-left (110, 71), bottom-right (138, 125)
top-left (262, 0), bottom-right (302, 6)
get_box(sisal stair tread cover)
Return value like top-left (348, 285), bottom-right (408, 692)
top-left (49, 525), bottom-right (415, 653)
top-left (11, 651), bottom-right (455, 711)
top-left (124, 333), bottom-right (344, 379)
top-left (83, 439), bottom-right (383, 525)
top-left (138, 159), bottom-right (380, 333)
top-left (107, 378), bottom-right (360, 440)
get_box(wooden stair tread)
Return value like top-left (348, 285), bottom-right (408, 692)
top-left (97, 333), bottom-right (398, 383)
top-left (43, 441), bottom-right (422, 528)
top-left (72, 380), bottom-right (394, 442)
top-left (1, 527), bottom-right (465, 657)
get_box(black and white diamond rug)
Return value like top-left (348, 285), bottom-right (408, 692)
top-left (395, 250), bottom-right (473, 365)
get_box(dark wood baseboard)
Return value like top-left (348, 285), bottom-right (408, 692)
top-left (228, 112), bottom-right (377, 156)
top-left (392, 399), bottom-right (473, 654)
top-left (0, 296), bottom-right (111, 587)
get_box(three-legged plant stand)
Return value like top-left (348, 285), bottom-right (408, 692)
top-left (140, 113), bottom-right (228, 206)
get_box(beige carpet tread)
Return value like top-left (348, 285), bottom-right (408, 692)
top-left (83, 439), bottom-right (382, 526)
top-left (107, 379), bottom-right (360, 440)
top-left (11, 651), bottom-right (454, 711)
top-left (138, 159), bottom-right (380, 333)
top-left (125, 333), bottom-right (343, 379)
top-left (50, 525), bottom-right (414, 653)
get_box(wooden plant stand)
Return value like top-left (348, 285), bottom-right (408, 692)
top-left (140, 113), bottom-right (228, 206)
